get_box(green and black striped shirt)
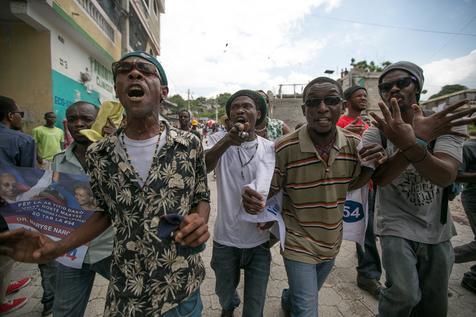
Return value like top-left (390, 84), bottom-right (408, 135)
top-left (272, 125), bottom-right (361, 264)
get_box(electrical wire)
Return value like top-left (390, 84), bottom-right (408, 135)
top-left (312, 14), bottom-right (476, 37)
top-left (429, 15), bottom-right (476, 59)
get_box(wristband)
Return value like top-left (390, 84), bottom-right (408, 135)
top-left (416, 138), bottom-right (429, 148)
top-left (400, 138), bottom-right (428, 153)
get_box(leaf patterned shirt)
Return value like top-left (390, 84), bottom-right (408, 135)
top-left (85, 125), bottom-right (210, 316)
top-left (266, 117), bottom-right (285, 141)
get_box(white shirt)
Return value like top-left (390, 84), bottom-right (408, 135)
top-left (207, 131), bottom-right (275, 248)
top-left (122, 129), bottom-right (166, 186)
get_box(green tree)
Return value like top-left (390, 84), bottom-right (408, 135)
top-left (429, 84), bottom-right (468, 100)
top-left (168, 94), bottom-right (187, 109)
top-left (350, 59), bottom-right (391, 72)
top-left (200, 107), bottom-right (226, 120)
top-left (195, 97), bottom-right (207, 105)
top-left (216, 93), bottom-right (232, 107)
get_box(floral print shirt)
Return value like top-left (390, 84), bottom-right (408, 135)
top-left (85, 124), bottom-right (210, 316)
top-left (266, 117), bottom-right (285, 141)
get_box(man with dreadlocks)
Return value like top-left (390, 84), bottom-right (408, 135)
top-left (205, 90), bottom-right (274, 317)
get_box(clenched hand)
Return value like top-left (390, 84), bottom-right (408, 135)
top-left (175, 213), bottom-right (209, 248)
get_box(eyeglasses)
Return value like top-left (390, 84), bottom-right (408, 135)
top-left (378, 77), bottom-right (415, 93)
top-left (112, 61), bottom-right (159, 77)
top-left (304, 96), bottom-right (342, 107)
top-left (11, 111), bottom-right (24, 118)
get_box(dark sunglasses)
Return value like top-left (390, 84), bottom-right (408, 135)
top-left (112, 61), bottom-right (158, 77)
top-left (11, 111), bottom-right (24, 118)
top-left (378, 77), bottom-right (415, 93)
top-left (304, 96), bottom-right (342, 107)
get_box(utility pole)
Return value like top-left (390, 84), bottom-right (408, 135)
top-left (187, 89), bottom-right (191, 112)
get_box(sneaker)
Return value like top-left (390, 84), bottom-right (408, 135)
top-left (281, 303), bottom-right (291, 317)
top-left (6, 277), bottom-right (32, 295)
top-left (220, 309), bottom-right (234, 317)
top-left (281, 289), bottom-right (291, 317)
top-left (357, 275), bottom-right (382, 299)
top-left (0, 297), bottom-right (28, 315)
top-left (461, 278), bottom-right (476, 294)
top-left (454, 242), bottom-right (476, 263)
top-left (41, 302), bottom-right (53, 317)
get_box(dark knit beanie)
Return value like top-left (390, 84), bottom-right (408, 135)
top-left (112, 51), bottom-right (168, 86)
top-left (225, 90), bottom-right (267, 126)
top-left (379, 61), bottom-right (424, 102)
top-left (344, 85), bottom-right (367, 101)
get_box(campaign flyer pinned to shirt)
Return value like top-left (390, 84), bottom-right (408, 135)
top-left (0, 166), bottom-right (94, 268)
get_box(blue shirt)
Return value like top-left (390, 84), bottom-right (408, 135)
top-left (0, 123), bottom-right (36, 167)
top-left (0, 123), bottom-right (36, 231)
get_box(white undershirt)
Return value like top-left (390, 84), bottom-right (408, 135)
top-left (122, 129), bottom-right (166, 186)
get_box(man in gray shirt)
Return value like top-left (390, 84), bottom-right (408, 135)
top-left (362, 61), bottom-right (475, 317)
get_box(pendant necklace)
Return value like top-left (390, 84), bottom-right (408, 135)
top-left (237, 143), bottom-right (259, 179)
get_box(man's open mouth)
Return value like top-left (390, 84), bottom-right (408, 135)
top-left (235, 117), bottom-right (247, 124)
top-left (127, 85), bottom-right (145, 99)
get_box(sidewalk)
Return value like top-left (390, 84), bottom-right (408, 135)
top-left (5, 178), bottom-right (476, 316)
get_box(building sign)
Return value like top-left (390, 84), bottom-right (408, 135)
top-left (90, 57), bottom-right (114, 94)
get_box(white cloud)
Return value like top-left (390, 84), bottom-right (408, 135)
top-left (423, 49), bottom-right (476, 98)
top-left (160, 0), bottom-right (340, 98)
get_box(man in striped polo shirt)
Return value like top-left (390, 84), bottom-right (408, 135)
top-left (243, 77), bottom-right (386, 317)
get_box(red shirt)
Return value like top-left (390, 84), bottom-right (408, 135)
top-left (337, 115), bottom-right (369, 130)
top-left (337, 115), bottom-right (373, 189)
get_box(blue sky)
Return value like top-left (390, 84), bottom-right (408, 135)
top-left (161, 0), bottom-right (476, 100)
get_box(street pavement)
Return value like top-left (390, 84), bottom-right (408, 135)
top-left (5, 177), bottom-right (476, 316)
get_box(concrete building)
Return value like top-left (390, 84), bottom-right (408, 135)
top-left (0, 0), bottom-right (165, 132)
top-left (338, 68), bottom-right (382, 115)
top-left (272, 94), bottom-right (304, 130)
top-left (271, 68), bottom-right (385, 130)
top-left (421, 89), bottom-right (476, 112)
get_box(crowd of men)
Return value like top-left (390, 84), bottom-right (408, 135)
top-left (0, 50), bottom-right (475, 317)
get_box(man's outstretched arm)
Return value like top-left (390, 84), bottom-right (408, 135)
top-left (0, 212), bottom-right (111, 263)
top-left (205, 123), bottom-right (248, 173)
top-left (370, 99), bottom-right (470, 187)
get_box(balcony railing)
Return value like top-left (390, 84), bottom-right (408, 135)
top-left (76, 0), bottom-right (115, 41)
